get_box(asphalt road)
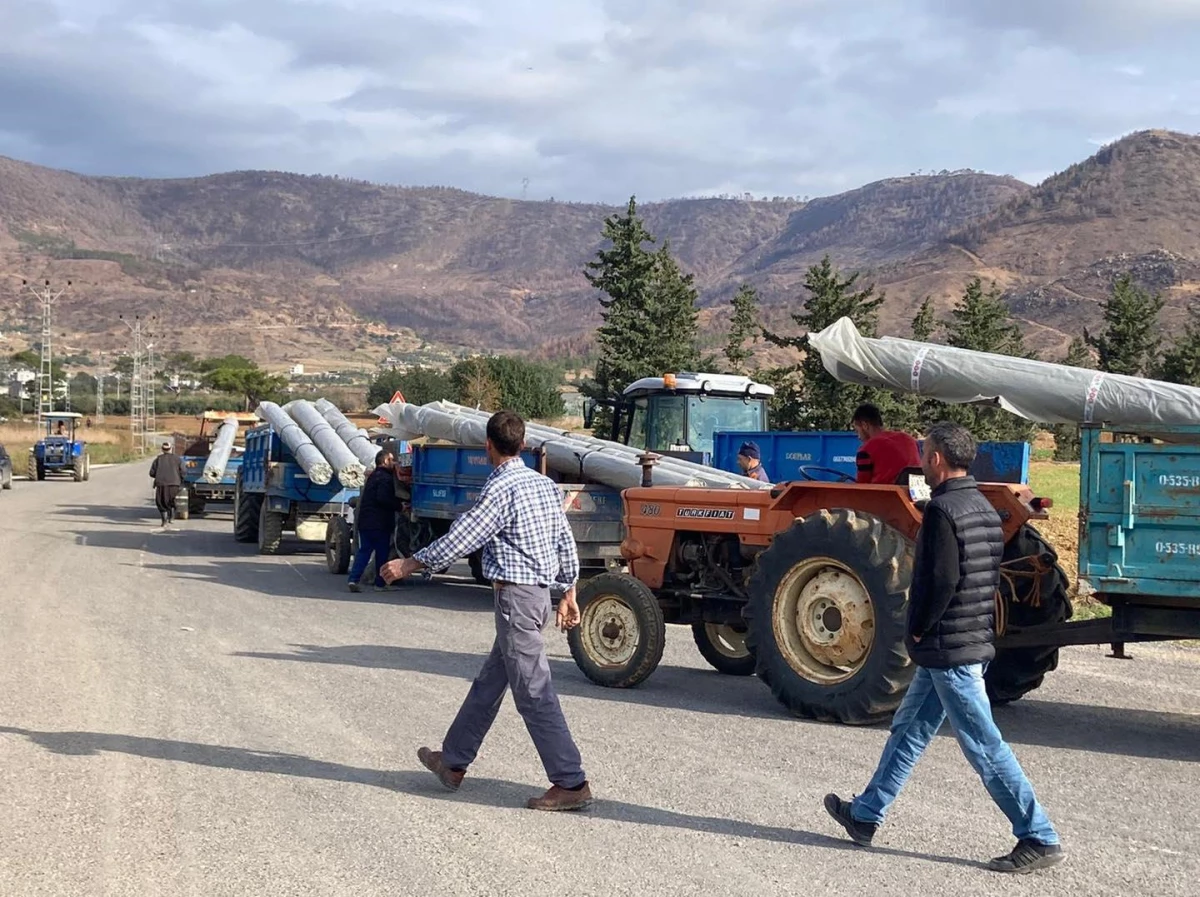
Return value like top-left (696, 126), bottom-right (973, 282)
top-left (1, 463), bottom-right (1197, 896)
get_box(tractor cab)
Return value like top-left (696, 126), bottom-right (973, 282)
top-left (586, 372), bottom-right (774, 462)
top-left (30, 412), bottom-right (90, 482)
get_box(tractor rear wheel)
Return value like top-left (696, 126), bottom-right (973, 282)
top-left (325, 517), bottom-right (352, 574)
top-left (745, 508), bottom-right (915, 726)
top-left (258, 502), bottom-right (285, 555)
top-left (233, 480), bottom-right (262, 543)
top-left (568, 572), bottom-right (666, 688)
top-left (691, 622), bottom-right (756, 676)
top-left (986, 524), bottom-right (1073, 705)
top-left (72, 460), bottom-right (83, 482)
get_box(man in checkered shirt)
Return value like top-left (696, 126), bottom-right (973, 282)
top-left (381, 410), bottom-right (591, 811)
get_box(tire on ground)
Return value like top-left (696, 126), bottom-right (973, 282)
top-left (467, 549), bottom-right (490, 586)
top-left (233, 478), bottom-right (262, 543)
top-left (567, 571), bottom-right (666, 688)
top-left (745, 508), bottom-right (915, 726)
top-left (691, 622), bottom-right (756, 676)
top-left (325, 516), bottom-right (352, 574)
top-left (985, 524), bottom-right (1073, 705)
top-left (258, 501), bottom-right (285, 555)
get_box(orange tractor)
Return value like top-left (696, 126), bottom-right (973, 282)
top-left (566, 467), bottom-right (1069, 725)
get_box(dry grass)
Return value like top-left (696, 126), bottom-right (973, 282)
top-left (0, 422), bottom-right (137, 468)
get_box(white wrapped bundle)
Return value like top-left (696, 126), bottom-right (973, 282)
top-left (315, 398), bottom-right (380, 470)
top-left (284, 400), bottom-right (367, 488)
top-left (255, 401), bottom-right (334, 485)
top-left (201, 415), bottom-right (239, 483)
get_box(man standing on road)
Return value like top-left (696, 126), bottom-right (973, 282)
top-left (823, 421), bottom-right (1064, 874)
top-left (736, 441), bottom-right (770, 482)
top-left (149, 441), bottom-right (184, 528)
top-left (380, 410), bottom-right (592, 812)
top-left (851, 403), bottom-right (921, 485)
top-left (348, 450), bottom-right (403, 593)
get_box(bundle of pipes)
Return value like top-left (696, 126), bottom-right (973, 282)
top-left (255, 401), bottom-right (334, 485)
top-left (373, 399), bottom-right (772, 491)
top-left (284, 400), bottom-right (367, 488)
top-left (315, 398), bottom-right (382, 471)
top-left (201, 415), bottom-right (240, 483)
top-left (809, 316), bottom-right (1200, 428)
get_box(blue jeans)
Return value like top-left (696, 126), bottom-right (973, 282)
top-left (348, 528), bottom-right (392, 588)
top-left (851, 663), bottom-right (1059, 845)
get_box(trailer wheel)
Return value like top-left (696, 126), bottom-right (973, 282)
top-left (258, 502), bottom-right (284, 555)
top-left (188, 491), bottom-right (206, 515)
top-left (986, 524), bottom-right (1073, 705)
top-left (326, 517), bottom-right (352, 575)
top-left (745, 509), bottom-right (914, 726)
top-left (233, 479), bottom-right (262, 543)
top-left (568, 572), bottom-right (666, 688)
top-left (692, 623), bottom-right (756, 676)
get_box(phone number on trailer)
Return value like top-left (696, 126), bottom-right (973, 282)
top-left (1158, 474), bottom-right (1200, 488)
top-left (1156, 542), bottom-right (1200, 556)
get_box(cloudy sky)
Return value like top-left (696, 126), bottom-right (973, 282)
top-left (2, 0), bottom-right (1199, 202)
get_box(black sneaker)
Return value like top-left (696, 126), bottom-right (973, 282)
top-left (348, 581), bottom-right (362, 593)
top-left (823, 793), bottom-right (877, 847)
top-left (987, 839), bottom-right (1065, 873)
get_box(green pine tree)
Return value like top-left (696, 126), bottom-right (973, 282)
top-left (1085, 273), bottom-right (1165, 377)
top-left (910, 296), bottom-right (938, 342)
top-left (645, 241), bottom-right (701, 374)
top-left (762, 255), bottom-right (889, 430)
top-left (1052, 336), bottom-right (1094, 461)
top-left (939, 278), bottom-right (1036, 442)
top-left (1157, 306), bottom-right (1200, 387)
top-left (723, 284), bottom-right (761, 374)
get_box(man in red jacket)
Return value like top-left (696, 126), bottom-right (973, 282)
top-left (852, 404), bottom-right (921, 485)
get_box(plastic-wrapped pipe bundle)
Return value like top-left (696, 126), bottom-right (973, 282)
top-left (201, 415), bottom-right (240, 483)
top-left (255, 401), bottom-right (334, 485)
top-left (284, 400), bottom-right (367, 488)
top-left (315, 398), bottom-right (380, 470)
top-left (809, 316), bottom-right (1200, 428)
top-left (373, 399), bottom-right (772, 491)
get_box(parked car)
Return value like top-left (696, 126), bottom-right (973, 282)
top-left (0, 444), bottom-right (12, 490)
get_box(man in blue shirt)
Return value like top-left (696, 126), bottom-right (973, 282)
top-left (381, 410), bottom-right (591, 811)
top-left (348, 449), bottom-right (402, 592)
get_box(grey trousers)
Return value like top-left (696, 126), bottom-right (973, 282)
top-left (441, 582), bottom-right (586, 789)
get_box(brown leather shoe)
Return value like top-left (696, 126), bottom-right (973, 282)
top-left (417, 746), bottom-right (464, 792)
top-left (527, 783), bottom-right (593, 811)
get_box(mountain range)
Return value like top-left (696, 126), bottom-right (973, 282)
top-left (2, 128), bottom-right (1198, 369)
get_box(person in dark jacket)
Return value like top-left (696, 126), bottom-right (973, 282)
top-left (348, 450), bottom-right (403, 593)
top-left (736, 441), bottom-right (770, 482)
top-left (149, 441), bottom-right (184, 527)
top-left (823, 421), bottom-right (1064, 874)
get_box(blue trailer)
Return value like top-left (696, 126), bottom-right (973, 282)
top-left (712, 430), bottom-right (1031, 484)
top-left (28, 412), bottom-right (90, 482)
top-left (324, 443), bottom-right (625, 586)
top-left (234, 422), bottom-right (360, 555)
top-left (173, 412), bottom-right (259, 520)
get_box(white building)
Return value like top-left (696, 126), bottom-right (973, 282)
top-left (290, 363), bottom-right (305, 376)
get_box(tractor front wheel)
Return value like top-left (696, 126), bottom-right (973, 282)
top-left (745, 508), bottom-right (915, 726)
top-left (691, 622), bottom-right (756, 676)
top-left (568, 572), bottom-right (666, 688)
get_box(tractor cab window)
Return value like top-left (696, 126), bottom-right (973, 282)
top-left (684, 396), bottom-right (767, 455)
top-left (626, 398), bottom-right (649, 449)
top-left (645, 395), bottom-right (687, 451)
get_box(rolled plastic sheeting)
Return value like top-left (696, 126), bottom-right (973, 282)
top-left (255, 401), bottom-right (333, 485)
top-left (285, 400), bottom-right (367, 489)
top-left (315, 398), bottom-right (380, 470)
top-left (373, 399), bottom-right (772, 491)
top-left (201, 415), bottom-right (239, 483)
top-left (809, 316), bottom-right (1200, 429)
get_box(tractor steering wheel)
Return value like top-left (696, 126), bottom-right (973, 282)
top-left (797, 465), bottom-right (856, 483)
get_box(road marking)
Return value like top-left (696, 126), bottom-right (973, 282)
top-left (76, 535), bottom-right (88, 546)
top-left (285, 561), bottom-right (307, 581)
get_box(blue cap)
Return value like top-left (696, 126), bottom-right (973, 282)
top-left (738, 441), bottom-right (761, 460)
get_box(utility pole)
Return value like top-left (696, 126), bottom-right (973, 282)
top-left (23, 279), bottom-right (71, 427)
top-left (96, 351), bottom-right (106, 424)
top-left (144, 342), bottom-right (156, 447)
top-left (120, 314), bottom-right (154, 454)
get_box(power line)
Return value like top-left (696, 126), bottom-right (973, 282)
top-left (23, 279), bottom-right (71, 427)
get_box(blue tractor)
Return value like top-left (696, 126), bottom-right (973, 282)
top-left (28, 412), bottom-right (91, 482)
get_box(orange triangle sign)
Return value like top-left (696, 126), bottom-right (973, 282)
top-left (377, 389), bottom-right (406, 426)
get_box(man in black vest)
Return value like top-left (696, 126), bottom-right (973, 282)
top-left (824, 421), bottom-right (1064, 874)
